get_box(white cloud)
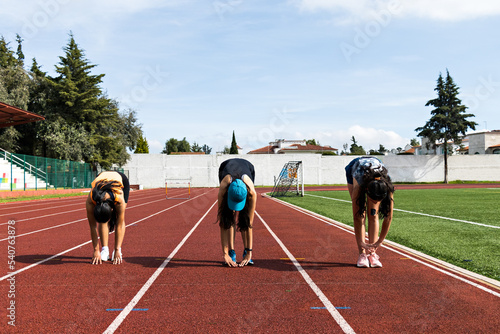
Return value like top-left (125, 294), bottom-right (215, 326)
top-left (295, 0), bottom-right (500, 22)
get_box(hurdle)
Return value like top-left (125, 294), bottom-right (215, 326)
top-left (165, 178), bottom-right (191, 199)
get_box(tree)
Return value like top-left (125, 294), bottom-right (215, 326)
top-left (0, 35), bottom-right (30, 152)
top-left (306, 139), bottom-right (318, 145)
top-left (162, 137), bottom-right (190, 154)
top-left (349, 136), bottom-right (366, 155)
top-left (341, 143), bottom-right (349, 155)
top-left (229, 131), bottom-right (238, 154)
top-left (415, 70), bottom-right (477, 183)
top-left (134, 133), bottom-right (149, 153)
top-left (117, 108), bottom-right (142, 152)
top-left (191, 142), bottom-right (202, 153)
top-left (46, 33), bottom-right (139, 168)
top-left (202, 144), bottom-right (212, 155)
top-left (410, 138), bottom-right (420, 147)
top-left (368, 144), bottom-right (386, 155)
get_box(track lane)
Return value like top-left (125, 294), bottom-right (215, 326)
top-left (256, 195), bottom-right (500, 333)
top-left (1, 188), bottom-right (218, 333)
top-left (1, 187), bottom-right (499, 333)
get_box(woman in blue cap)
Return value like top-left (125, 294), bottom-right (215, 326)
top-left (345, 156), bottom-right (394, 268)
top-left (217, 158), bottom-right (257, 267)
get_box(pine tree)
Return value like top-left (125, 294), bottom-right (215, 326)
top-left (46, 33), bottom-right (138, 168)
top-left (229, 131), bottom-right (238, 154)
top-left (415, 70), bottom-right (477, 183)
top-left (50, 32), bottom-right (106, 131)
top-left (134, 134), bottom-right (149, 153)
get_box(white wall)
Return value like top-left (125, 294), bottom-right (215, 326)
top-left (123, 154), bottom-right (500, 188)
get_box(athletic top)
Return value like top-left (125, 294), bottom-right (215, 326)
top-left (346, 157), bottom-right (385, 185)
top-left (218, 158), bottom-right (255, 183)
top-left (90, 171), bottom-right (124, 205)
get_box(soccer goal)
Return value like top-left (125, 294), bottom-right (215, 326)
top-left (270, 161), bottom-right (304, 197)
top-left (165, 178), bottom-right (191, 199)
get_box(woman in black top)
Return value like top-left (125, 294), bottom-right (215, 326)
top-left (217, 158), bottom-right (257, 267)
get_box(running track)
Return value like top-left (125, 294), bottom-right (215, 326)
top-left (1, 187), bottom-right (499, 333)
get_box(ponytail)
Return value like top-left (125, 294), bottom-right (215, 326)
top-left (92, 180), bottom-right (120, 232)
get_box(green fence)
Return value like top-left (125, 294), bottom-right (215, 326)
top-left (1, 149), bottom-right (96, 191)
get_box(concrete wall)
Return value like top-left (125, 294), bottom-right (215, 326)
top-left (122, 154), bottom-right (500, 188)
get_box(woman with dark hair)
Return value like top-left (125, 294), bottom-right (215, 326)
top-left (86, 171), bottom-right (130, 265)
top-left (217, 158), bottom-right (257, 267)
top-left (345, 156), bottom-right (394, 268)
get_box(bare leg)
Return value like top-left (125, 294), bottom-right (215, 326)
top-left (367, 200), bottom-right (381, 244)
top-left (98, 222), bottom-right (109, 247)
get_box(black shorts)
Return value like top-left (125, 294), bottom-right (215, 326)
top-left (116, 171), bottom-right (130, 203)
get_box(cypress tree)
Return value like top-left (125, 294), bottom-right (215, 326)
top-left (229, 131), bottom-right (238, 154)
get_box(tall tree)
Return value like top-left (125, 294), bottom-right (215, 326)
top-left (0, 36), bottom-right (30, 152)
top-left (415, 70), bottom-right (477, 183)
top-left (50, 32), bottom-right (106, 131)
top-left (46, 33), bottom-right (138, 168)
top-left (349, 136), bottom-right (366, 155)
top-left (229, 131), bottom-right (238, 154)
top-left (134, 133), bottom-right (149, 153)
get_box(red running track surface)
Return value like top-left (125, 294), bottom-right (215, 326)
top-left (0, 187), bottom-right (499, 333)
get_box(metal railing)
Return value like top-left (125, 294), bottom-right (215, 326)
top-left (0, 149), bottom-right (96, 191)
top-left (0, 148), bottom-right (47, 182)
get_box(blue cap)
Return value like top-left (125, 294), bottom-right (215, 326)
top-left (227, 179), bottom-right (247, 211)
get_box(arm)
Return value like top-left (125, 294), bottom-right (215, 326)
top-left (86, 194), bottom-right (102, 265)
top-left (112, 200), bottom-right (127, 264)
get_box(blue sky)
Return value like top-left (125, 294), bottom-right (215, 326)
top-left (2, 0), bottom-right (500, 153)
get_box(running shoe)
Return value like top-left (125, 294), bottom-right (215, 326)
top-left (356, 253), bottom-right (369, 268)
top-left (101, 247), bottom-right (109, 261)
top-left (368, 253), bottom-right (382, 268)
top-left (243, 249), bottom-right (254, 265)
top-left (228, 249), bottom-right (236, 263)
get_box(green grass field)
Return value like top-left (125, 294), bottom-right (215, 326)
top-left (279, 188), bottom-right (500, 281)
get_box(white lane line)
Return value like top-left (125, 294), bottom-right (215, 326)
top-left (0, 192), bottom-right (171, 225)
top-left (0, 191), bottom-right (215, 282)
top-left (102, 200), bottom-right (217, 334)
top-left (0, 218), bottom-right (86, 242)
top-left (306, 193), bottom-right (500, 229)
top-left (266, 195), bottom-right (500, 297)
top-left (0, 189), bottom-right (213, 238)
top-left (255, 211), bottom-right (356, 334)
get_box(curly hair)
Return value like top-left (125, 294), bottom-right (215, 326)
top-left (92, 180), bottom-right (121, 232)
top-left (217, 183), bottom-right (252, 231)
top-left (355, 166), bottom-right (394, 218)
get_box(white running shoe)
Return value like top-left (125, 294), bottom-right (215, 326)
top-left (101, 247), bottom-right (109, 261)
top-left (368, 253), bottom-right (383, 268)
top-left (356, 253), bottom-right (370, 268)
